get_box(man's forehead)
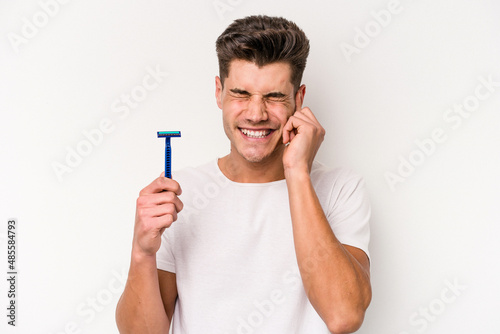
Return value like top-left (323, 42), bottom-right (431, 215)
top-left (225, 60), bottom-right (294, 92)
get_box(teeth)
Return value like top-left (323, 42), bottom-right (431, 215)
top-left (241, 129), bottom-right (271, 138)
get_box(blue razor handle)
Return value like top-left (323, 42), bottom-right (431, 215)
top-left (157, 131), bottom-right (181, 178)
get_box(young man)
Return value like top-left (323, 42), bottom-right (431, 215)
top-left (116, 15), bottom-right (371, 334)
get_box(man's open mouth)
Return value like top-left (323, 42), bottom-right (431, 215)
top-left (240, 128), bottom-right (273, 138)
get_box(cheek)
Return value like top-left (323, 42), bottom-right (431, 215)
top-left (222, 100), bottom-right (246, 118)
top-left (222, 117), bottom-right (236, 141)
top-left (222, 110), bottom-right (233, 130)
top-left (221, 105), bottom-right (242, 136)
top-left (266, 104), bottom-right (293, 126)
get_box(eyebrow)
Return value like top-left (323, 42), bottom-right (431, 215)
top-left (229, 88), bottom-right (288, 98)
top-left (229, 88), bottom-right (251, 96)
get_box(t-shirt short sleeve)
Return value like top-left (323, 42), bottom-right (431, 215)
top-left (156, 229), bottom-right (176, 273)
top-left (319, 167), bottom-right (371, 260)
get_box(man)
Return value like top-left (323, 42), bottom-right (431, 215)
top-left (116, 15), bottom-right (371, 334)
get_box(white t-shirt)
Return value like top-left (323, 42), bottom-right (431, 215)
top-left (156, 159), bottom-right (370, 334)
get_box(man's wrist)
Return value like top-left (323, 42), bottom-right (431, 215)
top-left (131, 246), bottom-right (157, 265)
top-left (284, 165), bottom-right (311, 183)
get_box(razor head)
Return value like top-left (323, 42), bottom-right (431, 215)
top-left (157, 131), bottom-right (181, 138)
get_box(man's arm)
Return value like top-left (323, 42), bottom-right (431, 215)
top-left (116, 256), bottom-right (177, 333)
top-left (116, 175), bottom-right (183, 333)
top-left (158, 270), bottom-right (178, 320)
top-left (283, 108), bottom-right (371, 334)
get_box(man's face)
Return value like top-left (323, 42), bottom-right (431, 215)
top-left (215, 60), bottom-right (305, 164)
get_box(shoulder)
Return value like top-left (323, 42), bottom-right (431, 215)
top-left (310, 161), bottom-right (365, 190)
top-left (310, 161), bottom-right (369, 210)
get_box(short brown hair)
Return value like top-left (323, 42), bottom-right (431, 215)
top-left (215, 15), bottom-right (310, 91)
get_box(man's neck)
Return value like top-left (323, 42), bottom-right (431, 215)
top-left (218, 150), bottom-right (286, 183)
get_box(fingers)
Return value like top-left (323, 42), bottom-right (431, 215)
top-left (137, 201), bottom-right (178, 219)
top-left (139, 205), bottom-right (178, 228)
top-left (140, 175), bottom-right (182, 196)
top-left (137, 175), bottom-right (184, 220)
top-left (136, 178), bottom-right (183, 226)
top-left (283, 107), bottom-right (321, 143)
top-left (283, 107), bottom-right (309, 143)
top-left (282, 107), bottom-right (326, 173)
top-left (295, 107), bottom-right (320, 123)
top-left (290, 107), bottom-right (326, 138)
top-left (291, 107), bottom-right (321, 129)
top-left (133, 176), bottom-right (184, 256)
top-left (282, 118), bottom-right (295, 144)
top-left (137, 190), bottom-right (184, 213)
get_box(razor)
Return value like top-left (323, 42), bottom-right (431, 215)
top-left (157, 131), bottom-right (181, 178)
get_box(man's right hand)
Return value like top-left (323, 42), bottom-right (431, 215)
top-left (116, 172), bottom-right (181, 333)
top-left (133, 172), bottom-right (183, 257)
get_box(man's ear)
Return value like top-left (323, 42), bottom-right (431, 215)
top-left (215, 76), bottom-right (223, 109)
top-left (295, 84), bottom-right (306, 110)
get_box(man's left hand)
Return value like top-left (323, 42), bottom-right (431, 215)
top-left (282, 107), bottom-right (325, 174)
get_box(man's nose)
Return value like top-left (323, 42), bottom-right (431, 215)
top-left (245, 96), bottom-right (268, 123)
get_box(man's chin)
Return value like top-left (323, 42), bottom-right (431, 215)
top-left (244, 155), bottom-right (268, 163)
top-left (240, 146), bottom-right (285, 164)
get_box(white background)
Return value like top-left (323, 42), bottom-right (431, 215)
top-left (1, 0), bottom-right (499, 333)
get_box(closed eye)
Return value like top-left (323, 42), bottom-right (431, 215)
top-left (228, 88), bottom-right (290, 103)
top-left (266, 96), bottom-right (288, 103)
top-left (229, 88), bottom-right (251, 98)
top-left (264, 92), bottom-right (289, 102)
top-left (266, 93), bottom-right (291, 106)
top-left (264, 92), bottom-right (287, 99)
